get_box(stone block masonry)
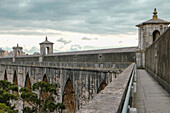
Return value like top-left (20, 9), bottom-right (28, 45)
top-left (145, 27), bottom-right (170, 93)
top-left (77, 63), bottom-right (135, 113)
top-left (0, 63), bottom-right (120, 112)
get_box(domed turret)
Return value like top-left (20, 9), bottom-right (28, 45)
top-left (40, 36), bottom-right (54, 55)
top-left (136, 8), bottom-right (170, 68)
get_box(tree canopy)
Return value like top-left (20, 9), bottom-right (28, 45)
top-left (20, 81), bottom-right (65, 113)
top-left (0, 80), bottom-right (18, 113)
top-left (0, 80), bottom-right (65, 113)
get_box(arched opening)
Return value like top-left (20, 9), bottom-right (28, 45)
top-left (63, 78), bottom-right (76, 113)
top-left (17, 51), bottom-right (20, 56)
top-left (13, 71), bottom-right (18, 94)
top-left (13, 71), bottom-right (18, 86)
top-left (42, 74), bottom-right (49, 99)
top-left (25, 73), bottom-right (31, 92)
top-left (153, 30), bottom-right (160, 42)
top-left (24, 73), bottom-right (32, 107)
top-left (43, 74), bottom-right (48, 83)
top-left (46, 47), bottom-right (50, 55)
top-left (97, 80), bottom-right (107, 94)
top-left (4, 70), bottom-right (8, 80)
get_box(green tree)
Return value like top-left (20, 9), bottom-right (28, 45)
top-left (0, 80), bottom-right (18, 113)
top-left (20, 81), bottom-right (65, 113)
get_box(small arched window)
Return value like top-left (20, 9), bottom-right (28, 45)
top-left (153, 30), bottom-right (160, 42)
top-left (17, 51), bottom-right (20, 56)
top-left (46, 47), bottom-right (50, 55)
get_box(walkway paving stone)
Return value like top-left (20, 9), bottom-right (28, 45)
top-left (134, 69), bottom-right (170, 113)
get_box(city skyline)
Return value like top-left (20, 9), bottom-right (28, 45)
top-left (0, 0), bottom-right (170, 54)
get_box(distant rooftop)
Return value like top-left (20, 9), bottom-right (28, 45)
top-left (47, 47), bottom-right (137, 56)
top-left (0, 47), bottom-right (137, 58)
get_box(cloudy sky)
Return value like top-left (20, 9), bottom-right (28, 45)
top-left (0, 0), bottom-right (170, 54)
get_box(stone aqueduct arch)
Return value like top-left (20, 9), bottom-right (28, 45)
top-left (4, 70), bottom-right (8, 80)
top-left (1, 69), bottom-right (109, 113)
top-left (97, 80), bottom-right (107, 94)
top-left (13, 71), bottom-right (18, 86)
top-left (42, 74), bottom-right (49, 99)
top-left (43, 74), bottom-right (48, 83)
top-left (25, 73), bottom-right (32, 92)
top-left (63, 78), bottom-right (76, 113)
top-left (13, 71), bottom-right (18, 94)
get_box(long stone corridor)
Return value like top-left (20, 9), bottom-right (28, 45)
top-left (134, 69), bottom-right (170, 113)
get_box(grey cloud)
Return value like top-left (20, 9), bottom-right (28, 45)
top-left (119, 41), bottom-right (123, 43)
top-left (0, 29), bottom-right (61, 36)
top-left (0, 0), bottom-right (170, 35)
top-left (23, 46), bottom-right (39, 54)
top-left (82, 45), bottom-right (123, 50)
top-left (57, 38), bottom-right (72, 45)
top-left (70, 44), bottom-right (82, 51)
top-left (82, 46), bottom-right (101, 50)
top-left (0, 46), bottom-right (12, 52)
top-left (82, 37), bottom-right (90, 40)
top-left (1, 45), bottom-right (39, 54)
top-left (81, 37), bottom-right (98, 40)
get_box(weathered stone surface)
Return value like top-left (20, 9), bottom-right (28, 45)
top-left (136, 9), bottom-right (169, 68)
top-left (77, 63), bottom-right (135, 113)
top-left (145, 27), bottom-right (170, 92)
top-left (0, 63), bottom-right (119, 112)
top-left (0, 47), bottom-right (136, 69)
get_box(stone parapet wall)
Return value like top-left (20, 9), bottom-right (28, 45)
top-left (0, 61), bottom-right (132, 70)
top-left (145, 27), bottom-right (170, 91)
top-left (77, 63), bottom-right (135, 113)
top-left (0, 47), bottom-right (136, 69)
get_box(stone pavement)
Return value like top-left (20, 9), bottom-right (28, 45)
top-left (134, 69), bottom-right (170, 113)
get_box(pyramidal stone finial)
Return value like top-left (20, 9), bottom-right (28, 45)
top-left (45, 36), bottom-right (48, 41)
top-left (153, 8), bottom-right (158, 20)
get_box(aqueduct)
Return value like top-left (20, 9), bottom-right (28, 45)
top-left (0, 9), bottom-right (169, 113)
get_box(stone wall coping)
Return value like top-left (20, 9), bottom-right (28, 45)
top-left (77, 63), bottom-right (135, 113)
top-left (0, 63), bottom-right (119, 73)
top-left (46, 47), bottom-right (137, 56)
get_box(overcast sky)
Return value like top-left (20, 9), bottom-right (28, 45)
top-left (0, 0), bottom-right (170, 54)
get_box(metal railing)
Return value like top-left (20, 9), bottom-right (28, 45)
top-left (122, 64), bottom-right (136, 113)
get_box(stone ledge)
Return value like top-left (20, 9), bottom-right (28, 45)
top-left (0, 63), bottom-right (118, 73)
top-left (77, 63), bottom-right (135, 113)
